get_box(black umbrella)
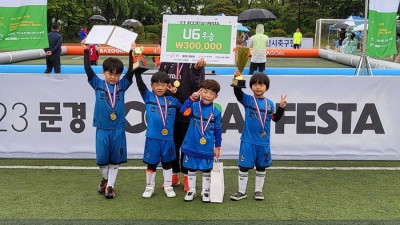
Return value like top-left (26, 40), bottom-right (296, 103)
top-left (122, 19), bottom-right (143, 27)
top-left (89, 15), bottom-right (107, 23)
top-left (397, 25), bottom-right (400, 35)
top-left (332, 23), bottom-right (349, 29)
top-left (238, 8), bottom-right (277, 22)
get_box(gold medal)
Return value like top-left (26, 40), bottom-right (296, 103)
top-left (110, 112), bottom-right (117, 121)
top-left (261, 131), bottom-right (266, 137)
top-left (173, 80), bottom-right (180, 87)
top-left (161, 128), bottom-right (168, 136)
top-left (200, 137), bottom-right (207, 145)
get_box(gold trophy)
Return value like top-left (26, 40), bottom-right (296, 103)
top-left (132, 46), bottom-right (148, 73)
top-left (231, 45), bottom-right (250, 88)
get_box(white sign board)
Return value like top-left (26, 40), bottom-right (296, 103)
top-left (160, 15), bottom-right (237, 65)
top-left (0, 74), bottom-right (399, 160)
top-left (85, 25), bottom-right (138, 53)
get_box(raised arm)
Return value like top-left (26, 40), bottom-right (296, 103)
top-left (233, 70), bottom-right (244, 101)
top-left (125, 43), bottom-right (136, 83)
top-left (272, 94), bottom-right (287, 122)
top-left (190, 58), bottom-right (206, 90)
top-left (82, 44), bottom-right (96, 81)
top-left (134, 70), bottom-right (147, 96)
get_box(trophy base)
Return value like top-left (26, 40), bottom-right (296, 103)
top-left (231, 79), bottom-right (246, 88)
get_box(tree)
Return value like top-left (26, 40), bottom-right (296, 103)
top-left (94, 0), bottom-right (131, 24)
top-left (201, 0), bottom-right (238, 16)
top-left (47, 0), bottom-right (95, 41)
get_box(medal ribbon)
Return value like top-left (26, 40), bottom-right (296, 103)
top-left (198, 101), bottom-right (214, 136)
top-left (252, 96), bottom-right (268, 131)
top-left (154, 93), bottom-right (167, 127)
top-left (105, 81), bottom-right (117, 110)
top-left (176, 63), bottom-right (183, 80)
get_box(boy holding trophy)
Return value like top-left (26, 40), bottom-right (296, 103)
top-left (231, 69), bottom-right (287, 201)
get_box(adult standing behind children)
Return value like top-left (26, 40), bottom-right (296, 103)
top-left (230, 71), bottom-right (287, 201)
top-left (44, 23), bottom-right (63, 74)
top-left (247, 24), bottom-right (268, 75)
top-left (134, 69), bottom-right (182, 199)
top-left (82, 40), bottom-right (135, 199)
top-left (293, 28), bottom-right (303, 49)
top-left (158, 59), bottom-right (206, 192)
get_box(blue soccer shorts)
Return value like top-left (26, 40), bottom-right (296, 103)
top-left (95, 128), bottom-right (127, 165)
top-left (182, 153), bottom-right (213, 171)
top-left (143, 138), bottom-right (176, 165)
top-left (238, 141), bottom-right (272, 169)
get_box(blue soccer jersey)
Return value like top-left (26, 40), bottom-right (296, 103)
top-left (180, 98), bottom-right (222, 160)
top-left (89, 75), bottom-right (131, 129)
top-left (239, 92), bottom-right (275, 146)
top-left (141, 89), bottom-right (181, 140)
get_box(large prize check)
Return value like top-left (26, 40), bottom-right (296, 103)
top-left (161, 15), bottom-right (238, 65)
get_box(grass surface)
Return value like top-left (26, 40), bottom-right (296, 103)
top-left (1, 159), bottom-right (400, 224)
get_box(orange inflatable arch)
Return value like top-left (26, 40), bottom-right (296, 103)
top-left (65, 46), bottom-right (318, 58)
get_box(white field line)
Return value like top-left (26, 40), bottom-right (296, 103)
top-left (1, 165), bottom-right (400, 171)
top-left (71, 56), bottom-right (84, 60)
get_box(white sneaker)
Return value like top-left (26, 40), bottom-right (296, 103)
top-left (202, 192), bottom-right (210, 203)
top-left (164, 187), bottom-right (176, 198)
top-left (142, 187), bottom-right (154, 198)
top-left (184, 191), bottom-right (196, 202)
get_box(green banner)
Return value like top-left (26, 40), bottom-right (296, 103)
top-left (0, 4), bottom-right (48, 50)
top-left (166, 24), bottom-right (232, 54)
top-left (367, 11), bottom-right (398, 57)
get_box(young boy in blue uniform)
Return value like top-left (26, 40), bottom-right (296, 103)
top-left (231, 71), bottom-right (287, 201)
top-left (82, 40), bottom-right (135, 199)
top-left (179, 79), bottom-right (222, 202)
top-left (135, 70), bottom-right (182, 198)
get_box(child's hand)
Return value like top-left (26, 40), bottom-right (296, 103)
top-left (194, 58), bottom-right (206, 69)
top-left (167, 84), bottom-right (177, 94)
top-left (191, 88), bottom-right (202, 100)
top-left (131, 42), bottom-right (136, 50)
top-left (81, 39), bottom-right (88, 49)
top-left (214, 147), bottom-right (221, 158)
top-left (234, 69), bottom-right (242, 78)
top-left (280, 94), bottom-right (287, 108)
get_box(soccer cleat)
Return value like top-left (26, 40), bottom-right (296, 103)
top-left (97, 178), bottom-right (108, 193)
top-left (142, 187), bottom-right (154, 198)
top-left (184, 191), bottom-right (196, 202)
top-left (104, 186), bottom-right (115, 199)
top-left (164, 187), bottom-right (176, 198)
top-left (230, 192), bottom-right (247, 201)
top-left (254, 191), bottom-right (265, 201)
top-left (202, 192), bottom-right (211, 203)
top-left (172, 174), bottom-right (181, 186)
top-left (183, 175), bottom-right (189, 192)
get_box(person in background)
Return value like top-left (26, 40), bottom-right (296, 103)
top-left (44, 23), bottom-right (63, 74)
top-left (394, 33), bottom-right (400, 63)
top-left (240, 31), bottom-right (250, 46)
top-left (293, 28), bottom-right (303, 49)
top-left (247, 24), bottom-right (268, 75)
top-left (79, 26), bottom-right (87, 41)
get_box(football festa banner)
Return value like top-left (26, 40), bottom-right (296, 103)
top-left (161, 15), bottom-right (237, 65)
top-left (0, 0), bottom-right (48, 50)
top-left (367, 0), bottom-right (400, 57)
top-left (1, 74), bottom-right (400, 160)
